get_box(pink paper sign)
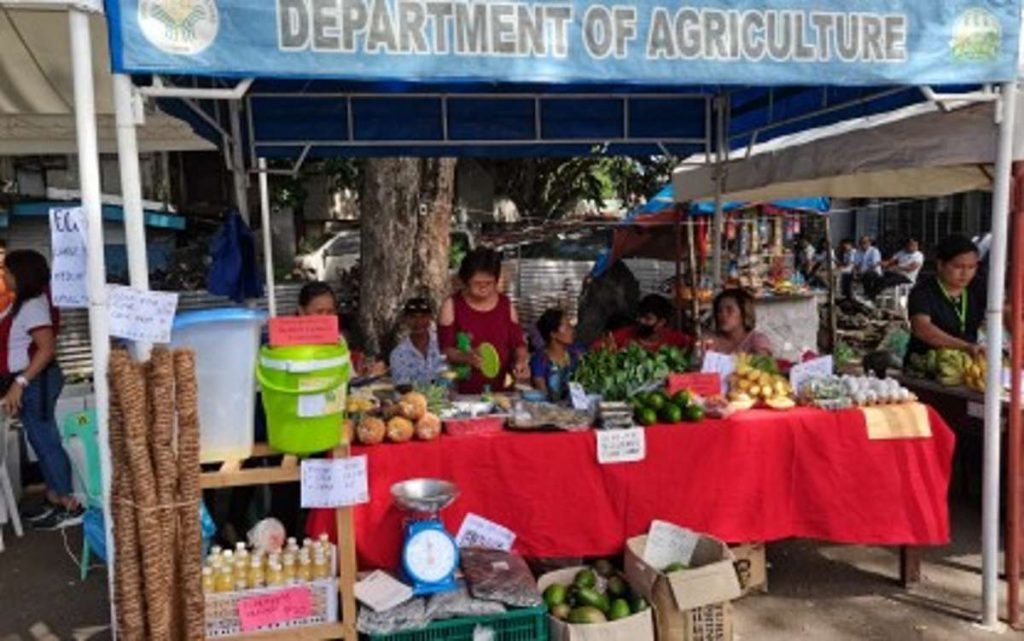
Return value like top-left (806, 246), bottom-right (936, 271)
top-left (269, 315), bottom-right (340, 347)
top-left (237, 586), bottom-right (314, 632)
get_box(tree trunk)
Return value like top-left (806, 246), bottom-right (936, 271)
top-left (357, 157), bottom-right (456, 357)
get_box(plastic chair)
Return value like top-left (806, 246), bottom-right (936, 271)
top-left (61, 410), bottom-right (101, 579)
top-left (0, 412), bottom-right (24, 552)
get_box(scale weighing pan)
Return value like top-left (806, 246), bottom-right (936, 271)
top-left (391, 479), bottom-right (459, 514)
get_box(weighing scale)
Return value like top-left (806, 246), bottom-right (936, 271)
top-left (391, 479), bottom-right (460, 595)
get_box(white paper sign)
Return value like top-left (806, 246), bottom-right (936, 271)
top-left (569, 382), bottom-right (590, 411)
top-left (106, 285), bottom-right (179, 344)
top-left (701, 351), bottom-right (736, 391)
top-left (354, 570), bottom-right (414, 612)
top-left (788, 356), bottom-right (834, 395)
top-left (49, 207), bottom-right (89, 308)
top-left (300, 456), bottom-right (369, 508)
top-left (455, 513), bottom-right (517, 551)
top-left (596, 427), bottom-right (646, 464)
top-left (643, 520), bottom-right (700, 570)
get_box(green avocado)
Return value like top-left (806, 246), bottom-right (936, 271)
top-left (574, 568), bottom-right (597, 590)
top-left (637, 407), bottom-right (658, 426)
top-left (606, 575), bottom-right (628, 598)
top-left (673, 390), bottom-right (693, 407)
top-left (630, 595), bottom-right (650, 613)
top-left (576, 586), bottom-right (610, 613)
top-left (544, 584), bottom-right (567, 608)
top-left (593, 559), bottom-right (616, 578)
top-left (647, 391), bottom-right (667, 411)
top-left (663, 561), bottom-right (687, 573)
top-left (609, 598), bottom-right (632, 621)
top-left (568, 606), bottom-right (608, 624)
top-left (684, 404), bottom-right (705, 422)
top-left (550, 603), bottom-right (571, 620)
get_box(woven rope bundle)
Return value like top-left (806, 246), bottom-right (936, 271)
top-left (109, 350), bottom-right (146, 640)
top-left (174, 349), bottom-right (205, 640)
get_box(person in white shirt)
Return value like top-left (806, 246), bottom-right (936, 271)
top-left (390, 297), bottom-right (444, 387)
top-left (865, 238), bottom-right (924, 300)
top-left (840, 236), bottom-right (882, 299)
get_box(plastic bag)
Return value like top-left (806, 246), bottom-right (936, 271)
top-left (247, 517), bottom-right (286, 554)
top-left (426, 583), bottom-right (506, 620)
top-left (356, 598), bottom-right (429, 635)
top-left (461, 548), bottom-right (543, 608)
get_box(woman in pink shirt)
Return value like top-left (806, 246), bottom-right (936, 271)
top-left (706, 288), bottom-right (774, 356)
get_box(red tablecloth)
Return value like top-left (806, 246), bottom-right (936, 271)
top-left (308, 406), bottom-right (955, 570)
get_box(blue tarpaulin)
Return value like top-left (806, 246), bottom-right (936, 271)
top-left (633, 184), bottom-right (829, 217)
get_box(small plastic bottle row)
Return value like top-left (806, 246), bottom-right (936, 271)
top-left (202, 535), bottom-right (335, 593)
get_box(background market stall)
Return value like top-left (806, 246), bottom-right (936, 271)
top-left (15, 0), bottom-right (1021, 634)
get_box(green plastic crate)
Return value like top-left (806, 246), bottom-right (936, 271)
top-left (364, 605), bottom-right (549, 641)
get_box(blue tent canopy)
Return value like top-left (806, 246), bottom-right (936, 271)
top-left (633, 184), bottom-right (829, 217)
top-left (104, 0), bottom-right (1020, 158)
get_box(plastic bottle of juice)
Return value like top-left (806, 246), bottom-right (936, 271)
top-left (201, 566), bottom-right (215, 594)
top-left (249, 557), bottom-right (266, 589)
top-left (298, 554), bottom-right (313, 583)
top-left (312, 551), bottom-right (329, 580)
top-left (267, 562), bottom-right (285, 587)
top-left (282, 553), bottom-right (297, 584)
top-left (210, 544), bottom-right (223, 557)
top-left (215, 565), bottom-right (234, 593)
top-left (286, 537), bottom-right (299, 554)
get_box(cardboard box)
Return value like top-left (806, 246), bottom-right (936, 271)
top-left (730, 543), bottom-right (768, 596)
top-left (625, 534), bottom-right (742, 641)
top-left (537, 566), bottom-right (655, 641)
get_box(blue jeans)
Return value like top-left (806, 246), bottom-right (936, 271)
top-left (21, 364), bottom-right (71, 497)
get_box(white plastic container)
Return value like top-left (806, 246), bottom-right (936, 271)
top-left (172, 309), bottom-right (267, 463)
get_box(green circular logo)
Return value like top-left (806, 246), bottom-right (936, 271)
top-left (951, 8), bottom-right (1002, 61)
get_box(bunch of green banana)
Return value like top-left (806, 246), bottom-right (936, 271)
top-left (936, 348), bottom-right (973, 387)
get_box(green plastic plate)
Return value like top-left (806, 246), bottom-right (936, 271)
top-left (478, 342), bottom-right (501, 379)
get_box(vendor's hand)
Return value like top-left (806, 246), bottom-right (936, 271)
top-left (966, 344), bottom-right (986, 359)
top-left (364, 360), bottom-right (387, 378)
top-left (467, 352), bottom-right (484, 371)
top-left (512, 359), bottom-right (530, 382)
top-left (2, 383), bottom-right (23, 417)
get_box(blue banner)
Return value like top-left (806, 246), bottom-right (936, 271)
top-left (107, 0), bottom-right (1019, 85)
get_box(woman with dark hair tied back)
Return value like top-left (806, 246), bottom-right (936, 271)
top-left (707, 289), bottom-right (774, 356)
top-left (531, 308), bottom-right (582, 401)
top-left (905, 235), bottom-right (987, 362)
top-left (439, 247), bottom-right (529, 394)
top-left (2, 250), bottom-right (80, 530)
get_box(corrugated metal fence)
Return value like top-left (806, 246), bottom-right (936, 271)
top-left (57, 283), bottom-right (304, 379)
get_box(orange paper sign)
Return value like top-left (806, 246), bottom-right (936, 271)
top-left (667, 373), bottom-right (722, 398)
top-left (269, 316), bottom-right (340, 347)
top-left (237, 586), bottom-right (314, 632)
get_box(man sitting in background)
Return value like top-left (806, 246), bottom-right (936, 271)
top-left (865, 238), bottom-right (924, 301)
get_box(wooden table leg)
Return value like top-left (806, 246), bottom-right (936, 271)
top-left (900, 546), bottom-right (921, 587)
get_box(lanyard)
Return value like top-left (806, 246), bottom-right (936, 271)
top-left (938, 281), bottom-right (968, 334)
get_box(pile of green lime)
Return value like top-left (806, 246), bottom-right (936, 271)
top-left (543, 561), bottom-right (650, 624)
top-left (631, 390), bottom-right (704, 426)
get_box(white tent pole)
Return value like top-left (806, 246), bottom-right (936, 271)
top-left (69, 7), bottom-right (116, 635)
top-left (112, 74), bottom-right (151, 359)
top-left (258, 158), bottom-right (277, 317)
top-left (712, 97), bottom-right (725, 286)
top-left (982, 79), bottom-right (1018, 628)
top-left (230, 101), bottom-right (250, 223)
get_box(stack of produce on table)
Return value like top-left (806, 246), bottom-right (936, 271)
top-left (508, 401), bottom-right (594, 431)
top-left (796, 376), bottom-right (853, 411)
top-left (906, 348), bottom-right (989, 391)
top-left (727, 353), bottom-right (795, 410)
top-left (598, 401), bottom-right (636, 429)
top-left (839, 375), bottom-right (917, 406)
top-left (540, 561), bottom-right (651, 624)
top-left (352, 390), bottom-right (444, 445)
top-left (573, 345), bottom-right (692, 401)
top-left (630, 390), bottom-right (705, 426)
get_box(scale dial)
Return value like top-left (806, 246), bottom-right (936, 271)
top-left (404, 525), bottom-right (458, 584)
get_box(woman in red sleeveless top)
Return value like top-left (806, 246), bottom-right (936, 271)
top-left (439, 248), bottom-right (528, 394)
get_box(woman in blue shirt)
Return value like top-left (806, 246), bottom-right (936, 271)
top-left (530, 309), bottom-right (582, 402)
top-left (390, 297), bottom-right (444, 386)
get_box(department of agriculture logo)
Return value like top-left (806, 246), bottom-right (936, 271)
top-left (138, 0), bottom-right (219, 56)
top-left (951, 8), bottom-right (1001, 61)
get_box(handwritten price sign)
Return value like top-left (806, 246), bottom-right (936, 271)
top-left (455, 513), bottom-right (516, 551)
top-left (301, 456), bottom-right (369, 508)
top-left (49, 207), bottom-right (89, 308)
top-left (596, 427), bottom-right (646, 464)
top-left (107, 285), bottom-right (179, 344)
top-left (237, 586), bottom-right (313, 632)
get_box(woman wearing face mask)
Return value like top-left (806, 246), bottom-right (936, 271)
top-left (439, 247), bottom-right (529, 394)
top-left (706, 289), bottom-right (773, 356)
top-left (905, 235), bottom-right (986, 361)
